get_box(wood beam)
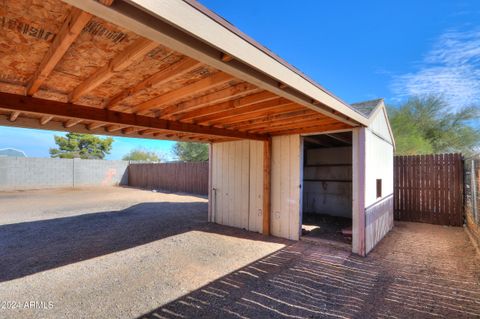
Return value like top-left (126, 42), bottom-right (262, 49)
top-left (227, 110), bottom-right (314, 129)
top-left (239, 115), bottom-right (331, 132)
top-left (106, 125), bottom-right (125, 132)
top-left (0, 92), bottom-right (268, 140)
top-left (159, 82), bottom-right (258, 119)
top-left (9, 111), bottom-right (20, 122)
top-left (88, 122), bottom-right (106, 130)
top-left (203, 102), bottom-right (300, 126)
top-left (270, 122), bottom-right (352, 136)
top-left (27, 8), bottom-right (93, 95)
top-left (97, 0), bottom-right (115, 5)
top-left (122, 127), bottom-right (141, 135)
top-left (107, 57), bottom-right (201, 110)
top-left (131, 72), bottom-right (234, 115)
top-left (69, 38), bottom-right (158, 102)
top-left (192, 98), bottom-right (292, 125)
top-left (263, 138), bottom-right (272, 236)
top-left (221, 53), bottom-right (234, 62)
top-left (177, 91), bottom-right (278, 121)
top-left (64, 119), bottom-right (82, 128)
top-left (139, 129), bottom-right (156, 136)
top-left (40, 116), bottom-right (53, 125)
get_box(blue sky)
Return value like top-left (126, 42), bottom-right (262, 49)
top-left (1, 0), bottom-right (479, 159)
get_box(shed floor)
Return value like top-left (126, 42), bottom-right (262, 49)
top-left (301, 213), bottom-right (352, 248)
top-left (0, 188), bottom-right (479, 318)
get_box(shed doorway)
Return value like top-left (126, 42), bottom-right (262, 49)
top-left (301, 132), bottom-right (353, 249)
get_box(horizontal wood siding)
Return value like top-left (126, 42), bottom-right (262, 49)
top-left (394, 153), bottom-right (464, 226)
top-left (128, 162), bottom-right (208, 195)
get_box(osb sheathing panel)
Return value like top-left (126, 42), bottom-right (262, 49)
top-left (0, 0), bottom-right (71, 86)
top-left (43, 17), bottom-right (141, 106)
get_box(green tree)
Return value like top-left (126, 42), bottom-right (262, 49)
top-left (388, 96), bottom-right (480, 156)
top-left (173, 142), bottom-right (208, 162)
top-left (49, 133), bottom-right (113, 159)
top-left (122, 149), bottom-right (163, 162)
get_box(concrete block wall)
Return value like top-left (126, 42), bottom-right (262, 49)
top-left (0, 157), bottom-right (128, 191)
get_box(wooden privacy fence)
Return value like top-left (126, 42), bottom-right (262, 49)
top-left (394, 153), bottom-right (464, 226)
top-left (128, 162), bottom-right (208, 195)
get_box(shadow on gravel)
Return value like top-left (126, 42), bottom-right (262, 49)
top-left (0, 201), bottom-right (208, 282)
top-left (139, 224), bottom-right (480, 319)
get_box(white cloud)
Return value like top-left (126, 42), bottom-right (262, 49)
top-left (392, 29), bottom-right (480, 109)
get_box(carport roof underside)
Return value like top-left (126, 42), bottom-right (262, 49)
top-left (0, 0), bottom-right (371, 142)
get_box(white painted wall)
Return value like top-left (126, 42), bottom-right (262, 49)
top-left (364, 130), bottom-right (394, 207)
top-left (368, 108), bottom-right (393, 145)
top-left (211, 140), bottom-right (263, 233)
top-left (271, 135), bottom-right (301, 240)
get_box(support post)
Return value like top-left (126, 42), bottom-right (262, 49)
top-left (352, 127), bottom-right (366, 256)
top-left (263, 138), bottom-right (272, 235)
top-left (208, 143), bottom-right (214, 222)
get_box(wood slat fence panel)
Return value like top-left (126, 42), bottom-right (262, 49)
top-left (128, 162), bottom-right (208, 195)
top-left (394, 153), bottom-right (464, 226)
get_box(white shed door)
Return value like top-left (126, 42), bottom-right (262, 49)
top-left (271, 135), bottom-right (301, 240)
top-left (211, 140), bottom-right (264, 233)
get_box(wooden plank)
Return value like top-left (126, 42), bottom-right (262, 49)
top-left (159, 82), bottom-right (258, 119)
top-left (27, 8), bottom-right (93, 95)
top-left (40, 116), bottom-right (53, 126)
top-left (262, 138), bottom-right (272, 235)
top-left (9, 111), bottom-right (20, 122)
top-left (131, 72), bottom-right (234, 114)
top-left (199, 101), bottom-right (299, 125)
top-left (227, 109), bottom-right (312, 129)
top-left (250, 117), bottom-right (338, 133)
top-left (70, 38), bottom-right (158, 102)
top-left (0, 92), bottom-right (268, 140)
top-left (177, 91), bottom-right (278, 121)
top-left (88, 122), bottom-right (106, 130)
top-left (64, 119), bottom-right (82, 128)
top-left (107, 57), bottom-right (201, 109)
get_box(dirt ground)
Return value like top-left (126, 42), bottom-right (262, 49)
top-left (0, 187), bottom-right (479, 319)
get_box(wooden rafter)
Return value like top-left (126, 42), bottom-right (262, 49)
top-left (88, 122), bottom-right (106, 130)
top-left (212, 104), bottom-right (303, 127)
top-left (325, 133), bottom-right (352, 144)
top-left (64, 119), bottom-right (82, 128)
top-left (107, 57), bottom-right (201, 110)
top-left (9, 111), bottom-right (20, 122)
top-left (139, 129), bottom-right (157, 136)
top-left (69, 38), bottom-right (158, 102)
top-left (0, 92), bottom-right (268, 140)
top-left (27, 8), bottom-right (93, 95)
top-left (130, 72), bottom-right (234, 115)
top-left (40, 116), bottom-right (53, 125)
top-left (221, 53), bottom-right (234, 62)
top-left (197, 100), bottom-right (298, 125)
top-left (159, 82), bottom-right (258, 119)
top-left (249, 118), bottom-right (338, 134)
top-left (122, 127), bottom-right (141, 135)
top-left (227, 109), bottom-right (313, 129)
top-left (237, 114), bottom-right (328, 132)
top-left (191, 98), bottom-right (291, 125)
top-left (106, 125), bottom-right (125, 132)
top-left (177, 91), bottom-right (278, 122)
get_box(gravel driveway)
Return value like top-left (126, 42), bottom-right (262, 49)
top-left (0, 187), bottom-right (479, 318)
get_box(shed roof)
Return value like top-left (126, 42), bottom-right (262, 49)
top-left (351, 99), bottom-right (384, 118)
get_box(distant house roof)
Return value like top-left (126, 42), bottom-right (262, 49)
top-left (350, 99), bottom-right (384, 118)
top-left (0, 148), bottom-right (27, 157)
